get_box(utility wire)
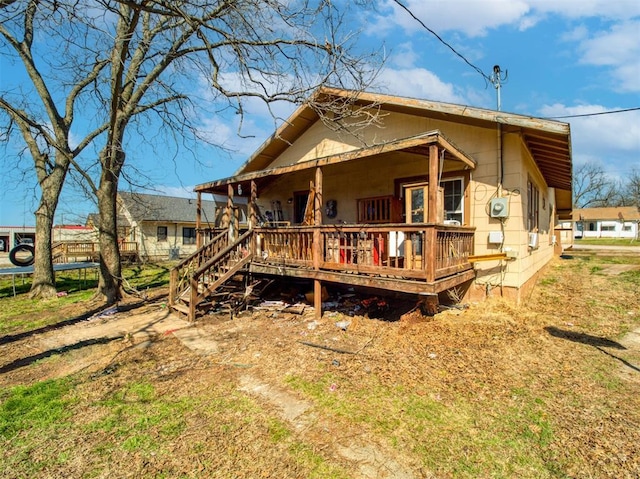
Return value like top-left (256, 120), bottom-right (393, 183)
top-left (391, 0), bottom-right (640, 120)
top-left (545, 107), bottom-right (640, 119)
top-left (391, 0), bottom-right (492, 84)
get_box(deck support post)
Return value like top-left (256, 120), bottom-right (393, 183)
top-left (419, 292), bottom-right (439, 316)
top-left (313, 167), bottom-right (323, 319)
top-left (426, 145), bottom-right (440, 282)
top-left (196, 192), bottom-right (202, 249)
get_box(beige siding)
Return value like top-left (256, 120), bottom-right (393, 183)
top-left (136, 222), bottom-right (199, 260)
top-left (53, 228), bottom-right (97, 242)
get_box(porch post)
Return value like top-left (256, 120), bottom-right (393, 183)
top-left (428, 145), bottom-right (439, 223)
top-left (249, 181), bottom-right (257, 229)
top-left (426, 145), bottom-right (439, 282)
top-left (313, 167), bottom-right (323, 319)
top-left (249, 180), bottom-right (258, 258)
top-left (227, 184), bottom-right (236, 241)
top-left (196, 192), bottom-right (202, 249)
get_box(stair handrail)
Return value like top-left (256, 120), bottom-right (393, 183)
top-left (191, 229), bottom-right (254, 308)
top-left (194, 230), bottom-right (253, 277)
top-left (170, 230), bottom-right (229, 306)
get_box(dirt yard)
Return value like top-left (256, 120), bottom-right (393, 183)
top-left (1, 254), bottom-right (639, 478)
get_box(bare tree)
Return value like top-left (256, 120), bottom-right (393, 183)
top-left (572, 162), bottom-right (621, 208)
top-left (1, 1), bottom-right (380, 304)
top-left (621, 168), bottom-right (640, 207)
top-left (0, 2), bottom-right (107, 298)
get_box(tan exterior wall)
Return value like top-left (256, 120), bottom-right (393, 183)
top-left (134, 222), bottom-right (199, 260)
top-left (258, 152), bottom-right (456, 225)
top-left (255, 109), bottom-right (559, 293)
top-left (53, 227), bottom-right (97, 242)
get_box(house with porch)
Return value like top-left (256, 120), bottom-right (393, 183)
top-left (170, 88), bottom-right (573, 321)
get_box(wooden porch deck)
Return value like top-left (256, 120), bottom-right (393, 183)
top-left (169, 223), bottom-right (475, 321)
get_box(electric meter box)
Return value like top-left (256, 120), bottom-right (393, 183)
top-left (490, 197), bottom-right (509, 218)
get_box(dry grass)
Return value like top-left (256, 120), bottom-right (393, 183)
top-left (0, 254), bottom-right (639, 478)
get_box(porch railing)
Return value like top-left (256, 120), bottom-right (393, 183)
top-left (254, 224), bottom-right (474, 281)
top-left (51, 240), bottom-right (138, 263)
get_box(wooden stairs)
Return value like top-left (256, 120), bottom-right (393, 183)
top-left (169, 229), bottom-right (254, 321)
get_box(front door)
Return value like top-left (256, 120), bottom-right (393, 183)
top-left (293, 191), bottom-right (309, 225)
top-left (405, 184), bottom-right (428, 223)
top-left (403, 184), bottom-right (428, 268)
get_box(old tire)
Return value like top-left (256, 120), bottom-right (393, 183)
top-left (9, 244), bottom-right (35, 267)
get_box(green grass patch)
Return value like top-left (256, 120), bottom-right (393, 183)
top-left (575, 238), bottom-right (638, 246)
top-left (0, 378), bottom-right (76, 439)
top-left (86, 381), bottom-right (190, 446)
top-left (539, 276), bottom-right (558, 286)
top-left (286, 373), bottom-right (565, 478)
top-left (288, 442), bottom-right (351, 479)
top-left (267, 417), bottom-right (291, 443)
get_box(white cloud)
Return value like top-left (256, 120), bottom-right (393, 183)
top-left (373, 0), bottom-right (531, 37)
top-left (561, 25), bottom-right (589, 42)
top-left (389, 42), bottom-right (419, 68)
top-left (530, 0), bottom-right (640, 20)
top-left (539, 103), bottom-right (640, 176)
top-left (373, 0), bottom-right (640, 38)
top-left (374, 67), bottom-right (468, 104)
top-left (152, 186), bottom-right (197, 198)
top-left (575, 21), bottom-right (640, 92)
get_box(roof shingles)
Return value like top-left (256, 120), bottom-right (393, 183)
top-left (118, 192), bottom-right (217, 224)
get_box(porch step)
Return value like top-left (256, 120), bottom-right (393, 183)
top-left (171, 302), bottom-right (190, 315)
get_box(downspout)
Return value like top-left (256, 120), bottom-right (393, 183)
top-left (497, 120), bottom-right (503, 196)
top-left (496, 119), bottom-right (505, 296)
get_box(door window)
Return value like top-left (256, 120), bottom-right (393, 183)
top-left (404, 184), bottom-right (428, 224)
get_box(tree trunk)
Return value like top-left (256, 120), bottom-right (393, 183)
top-left (29, 201), bottom-right (57, 299)
top-left (29, 163), bottom-right (67, 299)
top-left (96, 170), bottom-right (124, 305)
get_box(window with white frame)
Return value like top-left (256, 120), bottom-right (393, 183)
top-left (182, 227), bottom-right (196, 245)
top-left (442, 178), bottom-right (464, 224)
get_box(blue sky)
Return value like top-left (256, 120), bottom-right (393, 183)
top-left (1, 0), bottom-right (639, 226)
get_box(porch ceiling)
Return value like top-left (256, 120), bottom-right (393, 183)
top-left (195, 131), bottom-right (476, 195)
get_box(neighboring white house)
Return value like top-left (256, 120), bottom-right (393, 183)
top-left (115, 192), bottom-right (218, 260)
top-left (569, 207), bottom-right (640, 239)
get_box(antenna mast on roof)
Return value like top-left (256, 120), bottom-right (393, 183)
top-left (490, 64), bottom-right (508, 111)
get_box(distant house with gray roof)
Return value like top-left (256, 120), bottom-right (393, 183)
top-left (116, 192), bottom-right (218, 260)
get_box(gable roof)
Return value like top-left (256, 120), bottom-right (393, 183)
top-left (229, 87), bottom-right (572, 192)
top-left (118, 192), bottom-right (218, 224)
top-left (573, 206), bottom-right (640, 221)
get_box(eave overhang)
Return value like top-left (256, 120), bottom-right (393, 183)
top-left (196, 131), bottom-right (475, 195)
